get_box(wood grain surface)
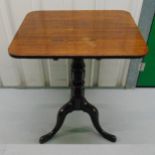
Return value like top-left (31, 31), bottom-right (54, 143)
top-left (8, 10), bottom-right (147, 58)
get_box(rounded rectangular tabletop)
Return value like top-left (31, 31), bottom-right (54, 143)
top-left (8, 10), bottom-right (148, 58)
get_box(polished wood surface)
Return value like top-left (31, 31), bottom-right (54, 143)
top-left (8, 10), bottom-right (147, 58)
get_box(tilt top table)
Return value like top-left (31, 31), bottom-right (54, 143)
top-left (8, 10), bottom-right (147, 144)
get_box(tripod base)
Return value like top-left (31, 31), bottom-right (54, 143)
top-left (39, 59), bottom-right (116, 144)
top-left (39, 97), bottom-right (116, 144)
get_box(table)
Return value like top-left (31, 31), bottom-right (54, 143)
top-left (8, 10), bottom-right (147, 144)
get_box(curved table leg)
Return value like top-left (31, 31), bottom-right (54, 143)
top-left (82, 99), bottom-right (117, 142)
top-left (39, 101), bottom-right (73, 144)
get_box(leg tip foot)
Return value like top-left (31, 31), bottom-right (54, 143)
top-left (109, 135), bottom-right (117, 142)
top-left (39, 133), bottom-right (53, 144)
top-left (104, 134), bottom-right (117, 143)
top-left (39, 136), bottom-right (49, 144)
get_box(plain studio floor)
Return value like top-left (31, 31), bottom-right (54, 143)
top-left (0, 88), bottom-right (155, 144)
top-left (0, 145), bottom-right (155, 155)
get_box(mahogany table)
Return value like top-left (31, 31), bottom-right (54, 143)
top-left (8, 10), bottom-right (147, 144)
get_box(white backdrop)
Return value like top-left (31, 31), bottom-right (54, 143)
top-left (0, 0), bottom-right (143, 87)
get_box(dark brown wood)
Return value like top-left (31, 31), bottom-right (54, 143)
top-left (39, 58), bottom-right (117, 144)
top-left (8, 10), bottom-right (147, 58)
